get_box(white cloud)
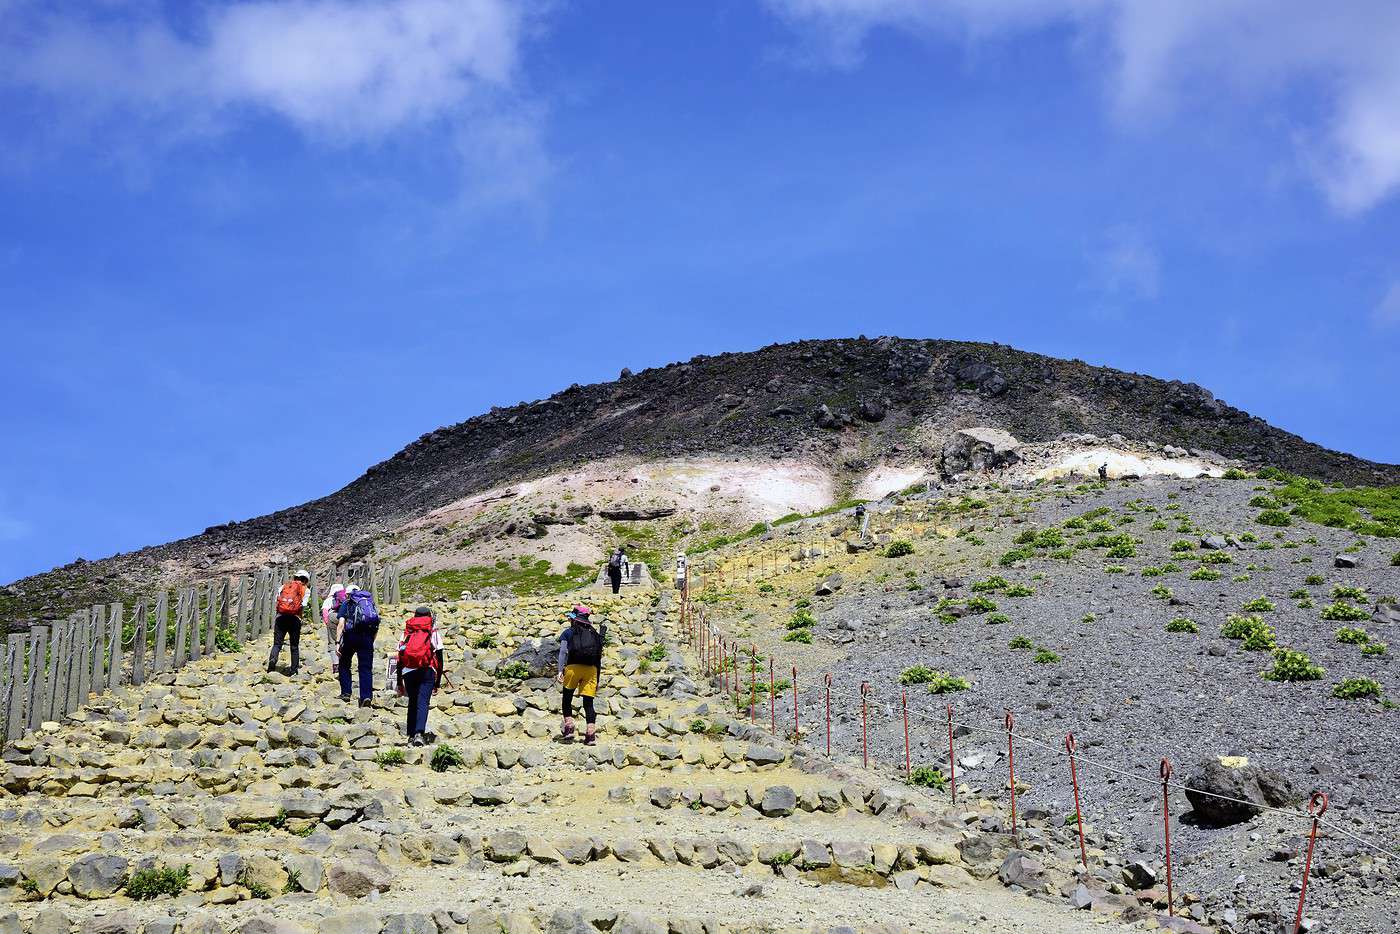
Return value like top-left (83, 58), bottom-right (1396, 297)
top-left (0, 0), bottom-right (549, 199)
top-left (1082, 224), bottom-right (1159, 309)
top-left (1376, 282), bottom-right (1400, 329)
top-left (765, 0), bottom-right (1400, 214)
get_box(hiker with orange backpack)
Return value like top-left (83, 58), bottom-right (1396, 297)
top-left (268, 569), bottom-right (311, 675)
top-left (395, 607), bottom-right (444, 746)
top-left (557, 604), bottom-right (606, 746)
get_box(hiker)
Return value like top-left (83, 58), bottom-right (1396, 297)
top-left (606, 546), bottom-right (629, 594)
top-left (319, 582), bottom-right (347, 674)
top-left (557, 604), bottom-right (605, 745)
top-left (395, 606), bottom-right (444, 746)
top-left (674, 551), bottom-right (687, 591)
top-left (336, 586), bottom-right (381, 706)
top-left (1098, 463), bottom-right (1109, 482)
top-left (268, 569), bottom-right (310, 675)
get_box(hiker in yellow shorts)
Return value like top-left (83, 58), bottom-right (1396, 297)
top-left (556, 604), bottom-right (606, 746)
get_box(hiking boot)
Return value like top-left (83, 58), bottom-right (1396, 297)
top-left (410, 734), bottom-right (425, 747)
top-left (561, 720), bottom-right (575, 742)
top-left (358, 698), bottom-right (372, 708)
top-left (338, 694), bottom-right (351, 703)
top-left (583, 732), bottom-right (597, 746)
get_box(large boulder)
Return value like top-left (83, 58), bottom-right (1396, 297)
top-left (1184, 756), bottom-right (1296, 827)
top-left (940, 428), bottom-right (1021, 478)
top-left (506, 637), bottom-right (563, 678)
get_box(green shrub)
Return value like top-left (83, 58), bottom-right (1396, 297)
top-left (756, 582), bottom-right (775, 593)
top-left (1263, 648), bottom-right (1324, 682)
top-left (645, 644), bottom-right (667, 662)
top-left (1008, 635), bottom-right (1034, 650)
top-left (473, 634), bottom-right (497, 649)
top-left (1232, 574), bottom-right (1252, 583)
top-left (1199, 551), bottom-right (1233, 564)
top-left (884, 540), bottom-right (914, 558)
top-left (1362, 641), bottom-right (1388, 656)
top-left (985, 612), bottom-right (1010, 625)
top-left (1170, 540), bottom-right (1195, 553)
top-left (1086, 519), bottom-right (1114, 533)
top-left (1150, 520), bottom-right (1169, 531)
top-left (1256, 510), bottom-right (1293, 527)
top-left (1162, 562), bottom-right (1182, 573)
top-left (998, 547), bottom-right (1035, 567)
top-left (1033, 648), bottom-right (1060, 664)
top-left (783, 629), bottom-right (812, 644)
top-left (1335, 627), bottom-right (1370, 645)
top-left (430, 745), bottom-right (465, 772)
top-left (1296, 597), bottom-right (1315, 609)
top-left (1332, 585), bottom-right (1367, 602)
top-left (1004, 583), bottom-right (1035, 597)
top-left (126, 865), bottom-right (187, 900)
top-left (965, 595), bottom-right (998, 614)
top-left (1288, 588), bottom-right (1309, 599)
top-left (899, 665), bottom-right (939, 685)
top-left (1241, 597), bottom-right (1276, 613)
top-left (787, 609), bottom-right (816, 630)
top-left (908, 766), bottom-right (949, 790)
top-left (1166, 617), bottom-right (1199, 634)
top-left (1332, 677), bottom-right (1383, 700)
top-left (375, 748), bottom-right (406, 768)
top-left (1239, 532), bottom-right (1258, 543)
top-left (495, 660), bottom-right (532, 680)
top-left (1223, 468), bottom-right (1251, 480)
top-left (1392, 552), bottom-right (1400, 567)
top-left (1104, 565), bottom-right (1127, 574)
top-left (1080, 613), bottom-right (1096, 624)
top-left (1305, 574), bottom-right (1325, 585)
top-left (1141, 566), bottom-right (1162, 577)
top-left (214, 628), bottom-right (242, 654)
top-left (926, 672), bottom-right (971, 694)
top-left (1150, 584), bottom-right (1173, 601)
top-left (1320, 601), bottom-right (1370, 622)
top-left (1221, 614), bottom-right (1275, 650)
top-left (971, 576), bottom-right (1009, 592)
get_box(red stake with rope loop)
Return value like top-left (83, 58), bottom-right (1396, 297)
top-left (1065, 732), bottom-right (1088, 869)
top-left (1161, 758), bottom-right (1175, 916)
top-left (791, 666), bottom-right (799, 740)
top-left (860, 682), bottom-right (871, 768)
top-left (1294, 791), bottom-right (1329, 933)
top-left (824, 674), bottom-right (832, 756)
top-left (946, 704), bottom-right (957, 805)
top-left (749, 644), bottom-right (756, 724)
top-left (901, 691), bottom-right (910, 781)
top-left (769, 659), bottom-right (776, 735)
top-left (1005, 710), bottom-right (1017, 836)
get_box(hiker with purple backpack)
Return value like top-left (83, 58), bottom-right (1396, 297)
top-left (336, 587), bottom-right (380, 706)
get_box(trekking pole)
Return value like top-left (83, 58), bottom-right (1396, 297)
top-left (1294, 792), bottom-right (1328, 933)
top-left (824, 673), bottom-right (832, 756)
top-left (1161, 758), bottom-right (1175, 917)
top-left (1066, 732), bottom-right (1088, 869)
top-left (860, 681), bottom-right (870, 768)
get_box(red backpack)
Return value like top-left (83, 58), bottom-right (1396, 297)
top-left (276, 581), bottom-right (306, 615)
top-left (400, 617), bottom-right (439, 671)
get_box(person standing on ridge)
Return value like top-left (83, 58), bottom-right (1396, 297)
top-left (336, 585), bottom-right (381, 706)
top-left (1098, 463), bottom-right (1109, 483)
top-left (319, 582), bottom-right (347, 674)
top-left (395, 606), bottom-right (444, 746)
top-left (557, 604), bottom-right (605, 746)
top-left (268, 569), bottom-right (310, 675)
top-left (606, 546), bottom-right (628, 594)
top-left (674, 551), bottom-right (687, 592)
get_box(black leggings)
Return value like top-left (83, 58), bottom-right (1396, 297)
top-left (562, 689), bottom-right (596, 725)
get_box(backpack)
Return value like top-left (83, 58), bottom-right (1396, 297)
top-left (344, 589), bottom-right (380, 630)
top-left (608, 551), bottom-right (622, 570)
top-left (566, 622), bottom-right (603, 667)
top-left (276, 581), bottom-right (306, 615)
top-left (400, 618), bottom-right (438, 671)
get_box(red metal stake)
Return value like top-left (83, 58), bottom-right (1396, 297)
top-left (1005, 710), bottom-right (1017, 836)
top-left (824, 674), bottom-right (832, 756)
top-left (749, 645), bottom-right (756, 724)
top-left (769, 659), bottom-right (776, 734)
top-left (860, 682), bottom-right (871, 768)
top-left (1294, 792), bottom-right (1329, 933)
top-left (946, 704), bottom-right (957, 804)
top-left (792, 666), bottom-right (799, 740)
top-left (1066, 732), bottom-right (1088, 869)
top-left (1161, 758), bottom-right (1175, 916)
top-left (901, 691), bottom-right (910, 781)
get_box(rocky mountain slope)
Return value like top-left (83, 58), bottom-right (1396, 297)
top-left (5, 336), bottom-right (1398, 623)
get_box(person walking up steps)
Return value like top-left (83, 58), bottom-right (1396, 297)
top-left (396, 606), bottom-right (444, 746)
top-left (606, 547), bottom-right (628, 594)
top-left (268, 569), bottom-right (310, 675)
top-left (319, 582), bottom-right (347, 674)
top-left (557, 604), bottom-right (605, 745)
top-left (336, 586), bottom-right (380, 706)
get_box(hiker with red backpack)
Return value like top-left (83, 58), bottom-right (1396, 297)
top-left (557, 604), bottom-right (606, 745)
top-left (268, 569), bottom-right (311, 675)
top-left (336, 586), bottom-right (381, 706)
top-left (395, 607), bottom-right (444, 746)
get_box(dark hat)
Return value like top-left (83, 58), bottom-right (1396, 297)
top-left (414, 606), bottom-right (433, 618)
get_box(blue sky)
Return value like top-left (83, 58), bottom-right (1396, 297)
top-left (3, 0), bottom-right (1400, 584)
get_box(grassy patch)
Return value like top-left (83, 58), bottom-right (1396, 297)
top-left (126, 865), bottom-right (187, 900)
top-left (1335, 627), bottom-right (1371, 645)
top-left (884, 540), bottom-right (914, 558)
top-left (406, 558), bottom-right (592, 599)
top-left (1221, 614), bottom-right (1275, 651)
top-left (375, 748), bottom-right (406, 768)
top-left (430, 744), bottom-right (466, 772)
top-left (1332, 677), bottom-right (1383, 700)
top-left (1241, 596), bottom-right (1276, 613)
top-left (1263, 648), bottom-right (1324, 682)
top-left (1256, 468), bottom-right (1400, 537)
top-left (908, 766), bottom-right (948, 790)
top-left (1320, 601), bottom-right (1370, 622)
top-left (1166, 617), bottom-right (1199, 634)
top-left (1008, 635), bottom-right (1033, 650)
top-left (1032, 647), bottom-right (1060, 664)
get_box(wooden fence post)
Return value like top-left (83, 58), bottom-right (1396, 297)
top-left (64, 612), bottom-right (84, 715)
top-left (204, 580), bottom-right (218, 656)
top-left (4, 634), bottom-right (23, 740)
top-left (235, 576), bottom-right (250, 644)
top-left (107, 603), bottom-right (123, 691)
top-left (153, 590), bottom-right (169, 674)
top-left (42, 618), bottom-right (66, 722)
top-left (89, 604), bottom-right (107, 695)
top-left (25, 625), bottom-right (48, 731)
top-left (131, 601), bottom-right (148, 686)
top-left (308, 569), bottom-right (320, 634)
top-left (189, 583), bottom-right (204, 663)
top-left (218, 577), bottom-right (231, 645)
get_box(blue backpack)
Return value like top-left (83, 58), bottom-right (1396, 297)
top-left (344, 589), bottom-right (380, 630)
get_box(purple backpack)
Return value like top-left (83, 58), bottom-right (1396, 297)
top-left (345, 589), bottom-right (380, 630)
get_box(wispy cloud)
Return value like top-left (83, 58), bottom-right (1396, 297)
top-left (1375, 282), bottom-right (1400, 329)
top-left (0, 0), bottom-right (551, 202)
top-left (764, 0), bottom-right (1400, 215)
top-left (1082, 224), bottom-right (1160, 312)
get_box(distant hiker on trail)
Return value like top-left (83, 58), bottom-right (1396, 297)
top-left (396, 606), bottom-right (444, 746)
top-left (336, 586), bottom-right (380, 706)
top-left (320, 582), bottom-right (348, 674)
top-left (557, 604), bottom-right (605, 746)
top-left (853, 503), bottom-right (867, 534)
top-left (606, 547), bottom-right (629, 594)
top-left (268, 569), bottom-right (310, 675)
top-left (674, 551), bottom-right (687, 591)
top-left (1098, 463), bottom-right (1109, 482)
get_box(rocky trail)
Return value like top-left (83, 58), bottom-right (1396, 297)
top-left (0, 582), bottom-right (1153, 933)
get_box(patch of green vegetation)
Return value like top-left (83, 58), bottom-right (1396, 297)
top-left (1256, 510), bottom-right (1293, 527)
top-left (1256, 468), bottom-right (1400, 538)
top-left (126, 864), bottom-right (187, 900)
top-left (985, 612), bottom-right (1009, 625)
top-left (473, 633), bottom-right (497, 649)
top-left (1003, 583), bottom-right (1034, 597)
top-left (1080, 612), bottom-right (1096, 624)
top-left (1033, 648), bottom-right (1060, 664)
top-left (1221, 614), bottom-right (1276, 651)
top-left (495, 660), bottom-right (532, 680)
top-left (1166, 617), bottom-right (1199, 634)
top-left (1104, 565), bottom-right (1127, 574)
top-left (406, 558), bottom-right (593, 599)
top-left (1241, 596), bottom-right (1276, 613)
top-left (1141, 566), bottom-right (1163, 577)
top-left (908, 766), bottom-right (948, 790)
top-left (1150, 584), bottom-right (1173, 601)
top-left (787, 609), bottom-right (816, 630)
top-left (998, 546), bottom-right (1035, 567)
top-left (1363, 641), bottom-right (1388, 656)
top-left (756, 582), bottom-right (775, 594)
top-left (965, 595), bottom-right (998, 614)
top-left (971, 576), bottom-right (1008, 592)
top-left (1320, 601), bottom-right (1370, 622)
top-left (1008, 635), bottom-right (1033, 650)
top-left (214, 627), bottom-right (241, 654)
top-left (1332, 585), bottom-right (1367, 602)
top-left (375, 748), bottom-right (406, 768)
top-left (430, 744), bottom-right (466, 773)
top-left (1332, 677), bottom-right (1383, 700)
top-left (1188, 566), bottom-right (1220, 581)
top-left (239, 870), bottom-right (272, 900)
top-left (1262, 647), bottom-right (1324, 682)
top-left (1305, 574), bottom-right (1325, 585)
top-left (884, 540), bottom-right (914, 558)
top-left (1170, 540), bottom-right (1196, 553)
top-left (924, 671), bottom-right (971, 693)
top-left (1198, 550), bottom-right (1233, 564)
top-left (1335, 627), bottom-right (1371, 645)
top-left (783, 629), bottom-right (812, 644)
